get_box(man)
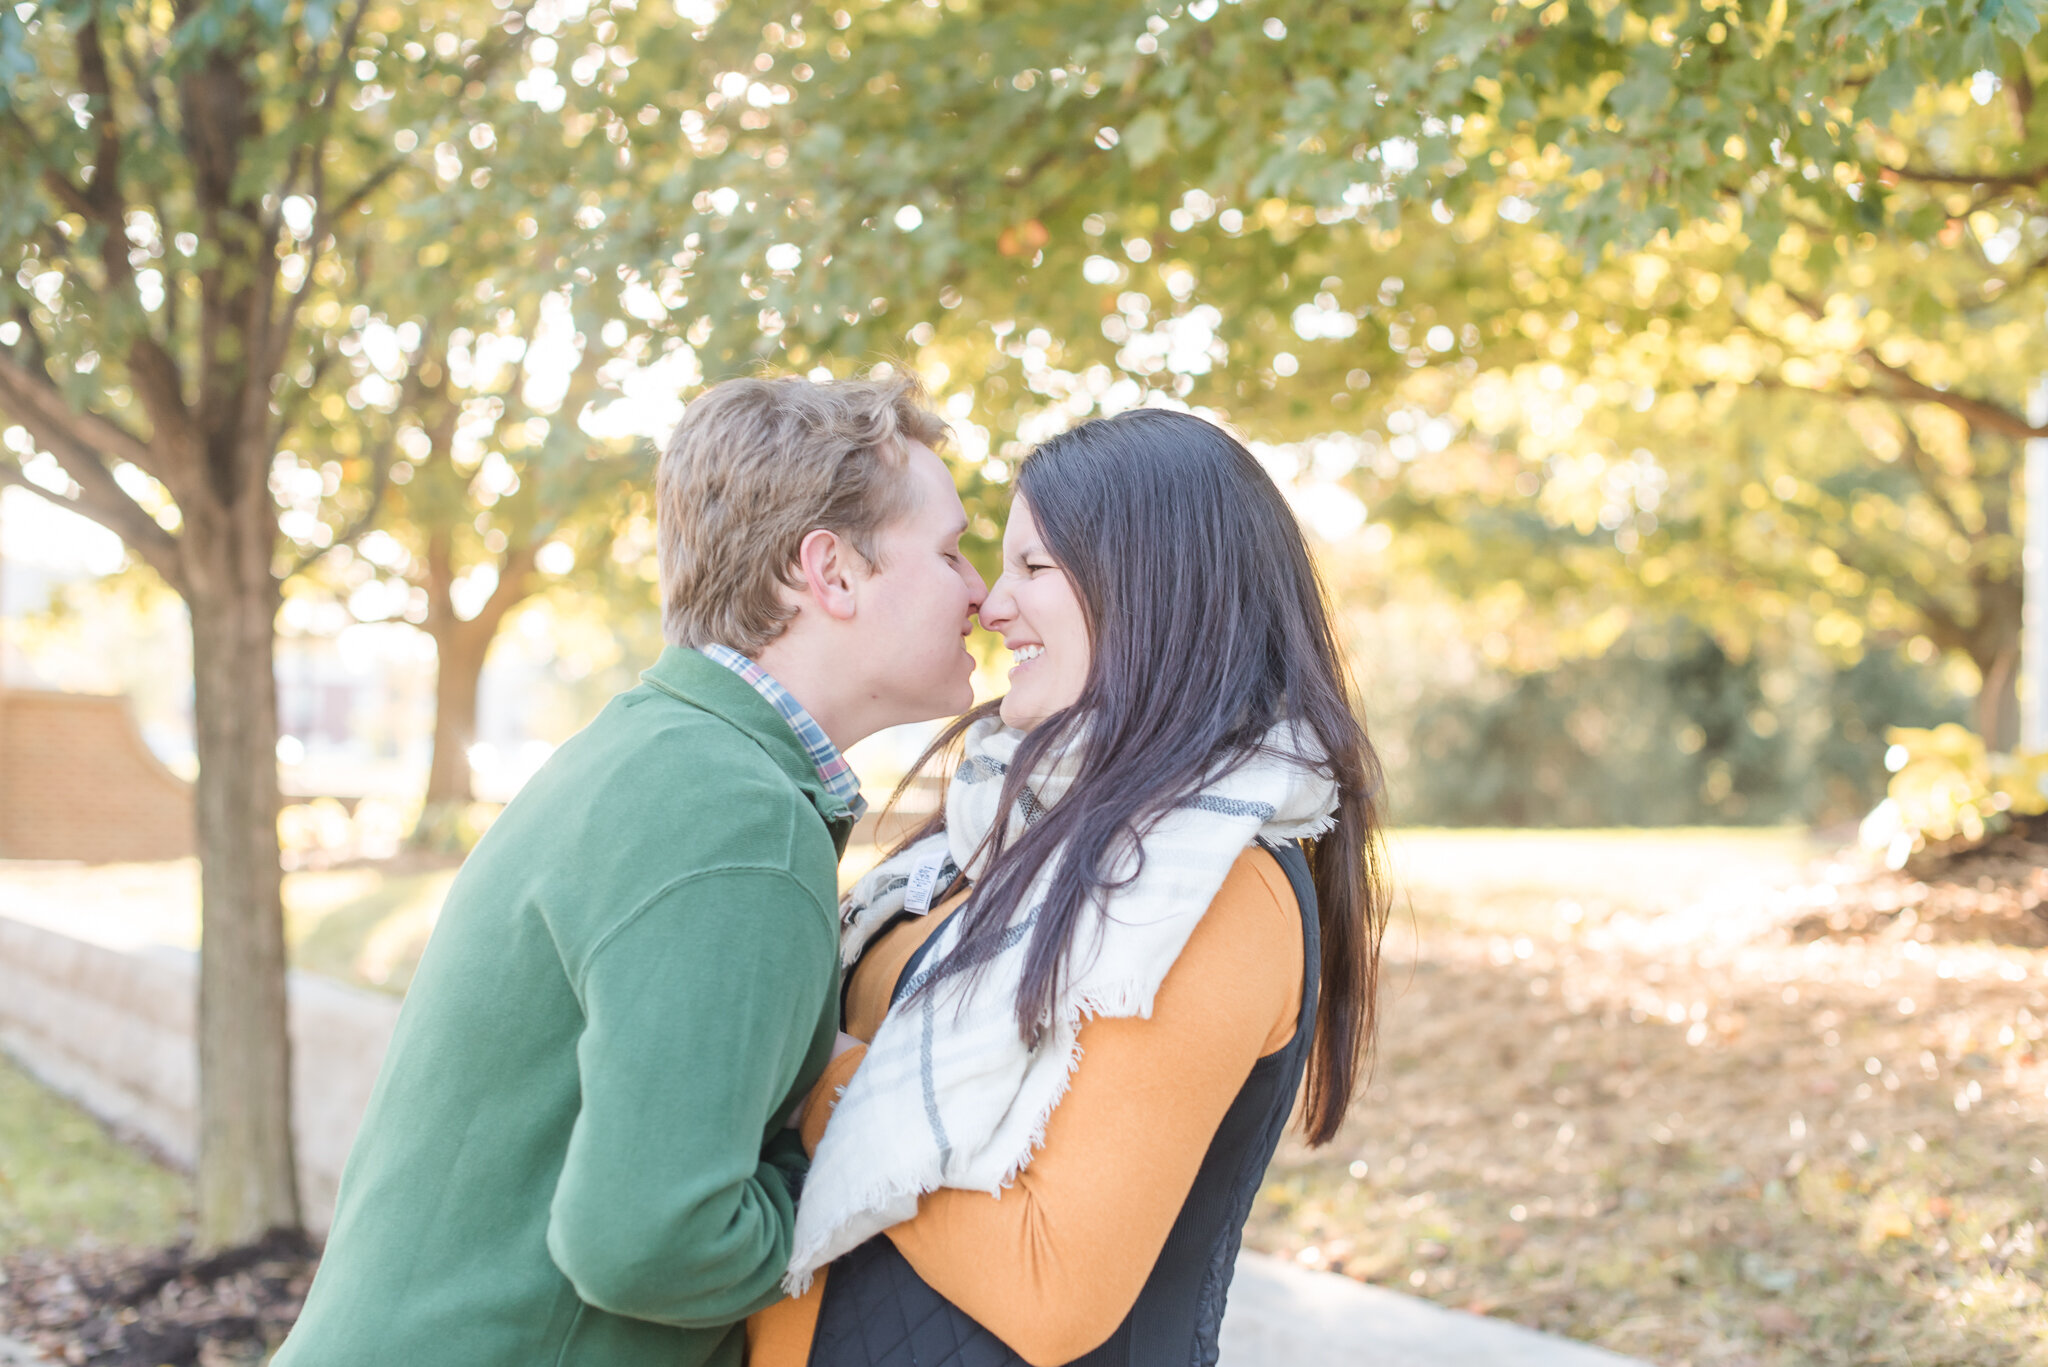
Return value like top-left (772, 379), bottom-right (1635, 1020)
top-left (278, 373), bottom-right (987, 1367)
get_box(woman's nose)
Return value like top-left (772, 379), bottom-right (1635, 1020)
top-left (978, 575), bottom-right (1016, 630)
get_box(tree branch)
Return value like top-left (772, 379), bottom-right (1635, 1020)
top-left (0, 453), bottom-right (185, 592)
top-left (1856, 349), bottom-right (2046, 441)
top-left (1879, 160), bottom-right (2048, 193)
top-left (278, 0), bottom-right (372, 225)
top-left (272, 350), bottom-right (334, 434)
top-left (9, 306), bottom-right (49, 373)
top-left (6, 102), bottom-right (104, 227)
top-left (0, 104), bottom-right (54, 163)
top-left (326, 155), bottom-right (411, 229)
top-left (1769, 287), bottom-right (2046, 440)
top-left (280, 436), bottom-right (395, 581)
top-left (306, 0), bottom-right (535, 245)
top-left (75, 16), bottom-right (129, 235)
top-left (118, 23), bottom-right (164, 131)
top-left (0, 350), bottom-right (161, 471)
top-left (1892, 424), bottom-right (1975, 541)
top-left (280, 326), bottom-right (444, 581)
top-left (473, 538), bottom-right (539, 632)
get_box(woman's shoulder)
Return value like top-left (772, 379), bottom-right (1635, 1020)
top-left (1204, 843), bottom-right (1305, 941)
top-left (1218, 842), bottom-right (1301, 907)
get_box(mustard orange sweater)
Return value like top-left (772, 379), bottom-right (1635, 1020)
top-left (747, 846), bottom-right (1303, 1367)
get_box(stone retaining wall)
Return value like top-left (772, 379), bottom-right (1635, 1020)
top-left (0, 914), bottom-right (398, 1229)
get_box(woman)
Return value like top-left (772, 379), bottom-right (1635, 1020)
top-left (749, 408), bottom-right (1389, 1367)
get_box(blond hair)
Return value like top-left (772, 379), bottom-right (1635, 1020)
top-left (657, 372), bottom-right (948, 653)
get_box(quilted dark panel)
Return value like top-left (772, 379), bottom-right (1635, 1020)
top-left (808, 1238), bottom-right (1029, 1367)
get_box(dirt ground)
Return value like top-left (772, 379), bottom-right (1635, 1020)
top-left (0, 1235), bottom-right (315, 1367)
top-left (1246, 830), bottom-right (2048, 1365)
top-left (1795, 824), bottom-right (2048, 949)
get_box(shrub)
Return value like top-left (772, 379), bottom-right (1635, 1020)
top-left (1860, 724), bottom-right (2048, 867)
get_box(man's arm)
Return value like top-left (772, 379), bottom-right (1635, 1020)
top-left (546, 866), bottom-right (835, 1328)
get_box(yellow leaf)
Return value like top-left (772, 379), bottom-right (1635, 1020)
top-left (1859, 1205), bottom-right (1915, 1251)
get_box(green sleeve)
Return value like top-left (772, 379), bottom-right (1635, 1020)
top-left (545, 867), bottom-right (834, 1328)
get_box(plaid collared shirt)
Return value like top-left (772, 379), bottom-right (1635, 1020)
top-left (698, 644), bottom-right (868, 821)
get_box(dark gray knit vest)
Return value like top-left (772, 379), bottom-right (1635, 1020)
top-left (806, 839), bottom-right (1321, 1367)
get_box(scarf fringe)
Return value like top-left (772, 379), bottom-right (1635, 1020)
top-left (782, 987), bottom-right (1102, 1295)
top-left (788, 718), bottom-right (1342, 1290)
top-left (1269, 808), bottom-right (1339, 842)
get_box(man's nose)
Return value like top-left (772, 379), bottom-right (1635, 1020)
top-left (977, 576), bottom-right (1011, 630)
top-left (962, 559), bottom-right (990, 610)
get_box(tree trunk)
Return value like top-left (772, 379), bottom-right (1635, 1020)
top-left (1978, 640), bottom-right (2022, 752)
top-left (412, 535), bottom-right (536, 848)
top-left (423, 618), bottom-right (490, 806)
top-left (188, 562), bottom-right (299, 1248)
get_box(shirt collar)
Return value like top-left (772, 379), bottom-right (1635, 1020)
top-left (697, 645), bottom-right (868, 821)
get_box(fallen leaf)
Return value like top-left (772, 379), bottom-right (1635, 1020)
top-left (1756, 1305), bottom-right (1809, 1337)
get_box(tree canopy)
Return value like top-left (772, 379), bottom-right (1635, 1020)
top-left (643, 0), bottom-right (2048, 736)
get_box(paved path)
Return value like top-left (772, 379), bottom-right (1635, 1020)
top-left (0, 1255), bottom-right (1644, 1366)
top-left (1222, 1251), bottom-right (1645, 1367)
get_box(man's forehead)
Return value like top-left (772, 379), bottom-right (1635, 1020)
top-left (898, 439), bottom-right (965, 525)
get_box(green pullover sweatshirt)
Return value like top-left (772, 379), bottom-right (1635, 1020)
top-left (275, 648), bottom-right (851, 1367)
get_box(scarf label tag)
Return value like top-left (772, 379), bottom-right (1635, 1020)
top-left (903, 847), bottom-right (949, 915)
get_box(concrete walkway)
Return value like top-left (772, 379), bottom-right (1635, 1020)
top-left (1222, 1251), bottom-right (1645, 1366)
top-left (0, 1256), bottom-right (1643, 1366)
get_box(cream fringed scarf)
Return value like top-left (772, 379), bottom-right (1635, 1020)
top-left (783, 714), bottom-right (1338, 1293)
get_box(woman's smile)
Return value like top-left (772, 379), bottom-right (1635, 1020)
top-left (980, 495), bottom-right (1092, 731)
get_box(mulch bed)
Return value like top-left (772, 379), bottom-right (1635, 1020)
top-left (0, 1232), bottom-right (316, 1366)
top-left (1793, 824), bottom-right (2048, 947)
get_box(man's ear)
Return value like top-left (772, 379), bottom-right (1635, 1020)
top-left (793, 527), bottom-right (862, 622)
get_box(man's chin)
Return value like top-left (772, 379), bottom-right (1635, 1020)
top-left (891, 682), bottom-right (975, 727)
top-left (940, 681), bottom-right (977, 719)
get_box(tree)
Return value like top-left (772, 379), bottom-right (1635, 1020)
top-left (0, 0), bottom-right (541, 1245)
top-left (651, 0), bottom-right (2048, 739)
top-left (308, 299), bottom-right (644, 841)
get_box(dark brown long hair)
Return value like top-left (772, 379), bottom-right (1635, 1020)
top-left (886, 408), bottom-right (1389, 1145)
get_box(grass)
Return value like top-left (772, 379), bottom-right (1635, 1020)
top-left (285, 863), bottom-right (460, 993)
top-left (0, 1054), bottom-right (187, 1256)
top-left (1247, 829), bottom-right (2048, 1366)
top-left (0, 856), bottom-right (460, 995)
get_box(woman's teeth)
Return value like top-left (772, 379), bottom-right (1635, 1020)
top-left (1012, 645), bottom-right (1045, 665)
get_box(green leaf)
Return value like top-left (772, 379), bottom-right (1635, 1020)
top-left (302, 0), bottom-right (337, 41)
top-left (0, 7), bottom-right (35, 109)
top-left (1984, 0), bottom-right (2047, 41)
top-left (1173, 94), bottom-right (1217, 148)
top-left (1608, 63), bottom-right (1673, 129)
top-left (1853, 57), bottom-right (1922, 125)
top-left (1123, 107), bottom-right (1170, 170)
